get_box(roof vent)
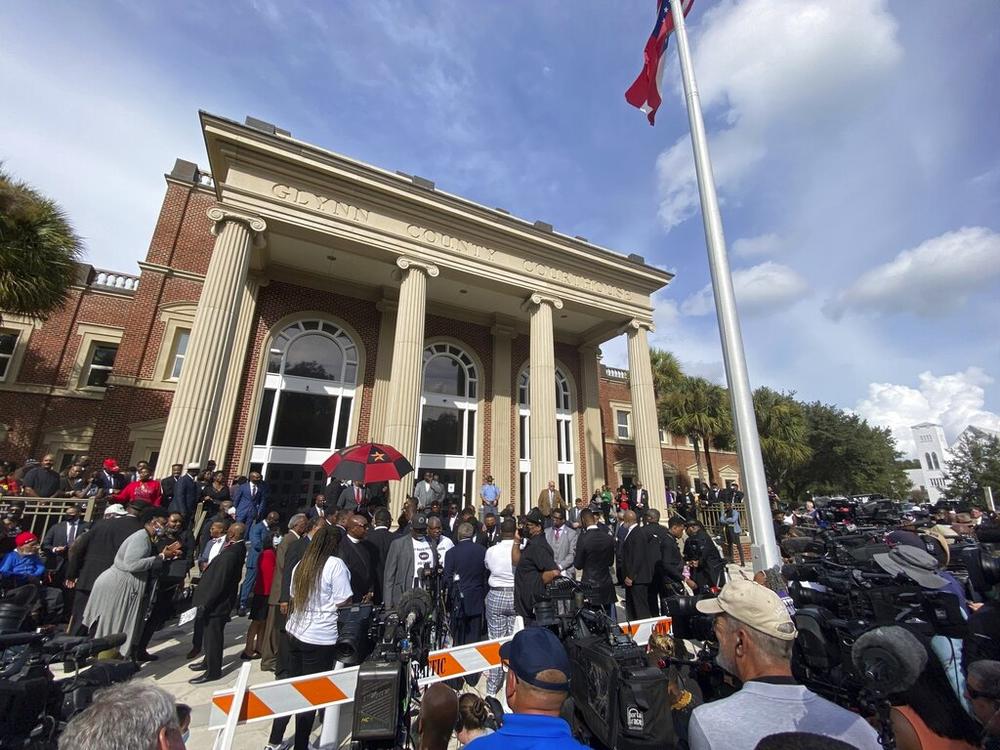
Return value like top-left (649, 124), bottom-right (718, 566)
top-left (411, 175), bottom-right (435, 190)
top-left (244, 116), bottom-right (290, 137)
top-left (574, 235), bottom-right (589, 242)
top-left (533, 220), bottom-right (554, 233)
top-left (627, 253), bottom-right (646, 264)
top-left (495, 207), bottom-right (510, 215)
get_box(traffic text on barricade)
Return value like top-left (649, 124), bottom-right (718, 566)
top-left (207, 614), bottom-right (671, 729)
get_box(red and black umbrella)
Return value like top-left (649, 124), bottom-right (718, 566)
top-left (321, 442), bottom-right (414, 484)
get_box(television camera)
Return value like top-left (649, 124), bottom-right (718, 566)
top-left (533, 576), bottom-right (676, 750)
top-left (0, 600), bottom-right (137, 750)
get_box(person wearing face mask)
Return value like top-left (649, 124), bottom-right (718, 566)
top-left (81, 507), bottom-right (183, 660)
top-left (687, 577), bottom-right (881, 750)
top-left (384, 513), bottom-right (440, 607)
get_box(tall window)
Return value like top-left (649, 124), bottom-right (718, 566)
top-left (418, 343), bottom-right (478, 505)
top-left (169, 329), bottom-right (190, 380)
top-left (0, 330), bottom-right (18, 380)
top-left (251, 319), bottom-right (358, 475)
top-left (83, 343), bottom-right (118, 388)
top-left (925, 452), bottom-right (932, 470)
top-left (518, 368), bottom-right (575, 512)
top-left (932, 452), bottom-right (940, 470)
top-left (616, 409), bottom-right (631, 440)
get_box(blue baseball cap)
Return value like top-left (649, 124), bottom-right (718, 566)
top-left (498, 627), bottom-right (571, 691)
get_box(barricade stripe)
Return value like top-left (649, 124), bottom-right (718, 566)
top-left (208, 615), bottom-right (673, 729)
top-left (294, 676), bottom-right (348, 705)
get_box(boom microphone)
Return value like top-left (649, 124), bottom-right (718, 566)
top-left (396, 589), bottom-right (433, 631)
top-left (851, 626), bottom-right (927, 695)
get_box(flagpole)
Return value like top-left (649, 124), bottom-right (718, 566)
top-left (668, 0), bottom-right (780, 570)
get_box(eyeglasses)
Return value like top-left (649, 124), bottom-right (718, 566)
top-left (500, 659), bottom-right (510, 674)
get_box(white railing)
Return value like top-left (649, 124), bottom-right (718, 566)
top-left (603, 366), bottom-right (629, 380)
top-left (92, 270), bottom-right (139, 291)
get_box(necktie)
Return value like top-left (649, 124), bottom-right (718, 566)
top-left (251, 483), bottom-right (257, 497)
top-left (555, 528), bottom-right (561, 543)
top-left (67, 522), bottom-right (76, 546)
top-left (356, 487), bottom-right (361, 504)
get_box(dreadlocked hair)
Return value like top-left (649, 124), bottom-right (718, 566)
top-left (291, 524), bottom-right (342, 614)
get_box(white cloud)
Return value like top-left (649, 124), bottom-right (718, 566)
top-left (681, 261), bottom-right (809, 316)
top-left (732, 232), bottom-right (783, 258)
top-left (602, 294), bottom-right (726, 383)
top-left (854, 367), bottom-right (1000, 457)
top-left (657, 0), bottom-right (902, 231)
top-left (824, 226), bottom-right (1000, 319)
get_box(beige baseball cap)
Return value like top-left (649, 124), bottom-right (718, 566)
top-left (696, 577), bottom-right (798, 641)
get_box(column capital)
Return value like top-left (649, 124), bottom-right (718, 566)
top-left (207, 206), bottom-right (268, 247)
top-left (522, 292), bottom-right (564, 312)
top-left (626, 318), bottom-right (655, 334)
top-left (395, 256), bottom-right (440, 277)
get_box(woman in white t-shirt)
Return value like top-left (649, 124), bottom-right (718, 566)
top-left (285, 524), bottom-right (353, 750)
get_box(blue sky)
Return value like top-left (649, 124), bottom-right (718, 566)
top-left (2, 0), bottom-right (999, 456)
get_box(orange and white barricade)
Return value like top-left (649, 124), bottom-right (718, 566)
top-left (209, 615), bottom-right (671, 736)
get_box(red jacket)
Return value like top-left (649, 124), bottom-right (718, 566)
top-left (254, 548), bottom-right (276, 596)
top-left (119, 480), bottom-right (162, 507)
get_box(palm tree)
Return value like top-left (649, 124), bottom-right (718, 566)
top-left (649, 347), bottom-right (684, 399)
top-left (752, 387), bottom-right (811, 493)
top-left (660, 375), bottom-right (731, 489)
top-left (0, 167), bottom-right (82, 320)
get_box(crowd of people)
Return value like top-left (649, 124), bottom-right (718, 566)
top-left (4, 454), bottom-right (1000, 749)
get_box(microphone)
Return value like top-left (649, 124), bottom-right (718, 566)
top-left (851, 626), bottom-right (927, 695)
top-left (396, 589), bottom-right (432, 632)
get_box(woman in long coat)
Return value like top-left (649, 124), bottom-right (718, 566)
top-left (82, 507), bottom-right (181, 658)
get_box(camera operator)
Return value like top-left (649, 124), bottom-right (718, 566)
top-left (58, 681), bottom-right (186, 750)
top-left (967, 660), bottom-right (1000, 749)
top-left (688, 577), bottom-right (881, 750)
top-left (512, 508), bottom-right (561, 626)
top-left (470, 627), bottom-right (589, 750)
top-left (573, 509), bottom-right (617, 621)
top-left (443, 521), bottom-right (488, 657)
top-left (646, 510), bottom-right (685, 616)
top-left (684, 519), bottom-right (725, 593)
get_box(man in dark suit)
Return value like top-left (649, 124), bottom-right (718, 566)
top-left (189, 522), bottom-right (247, 684)
top-left (168, 463), bottom-right (200, 522)
top-left (615, 511), bottom-right (630, 586)
top-left (442, 522), bottom-right (487, 649)
top-left (338, 514), bottom-right (377, 603)
top-left (621, 510), bottom-right (654, 619)
top-left (304, 493), bottom-right (327, 521)
top-left (644, 509), bottom-right (685, 616)
top-left (94, 458), bottom-right (127, 499)
top-left (233, 470), bottom-right (269, 526)
top-left (629, 482), bottom-right (650, 521)
top-left (159, 464), bottom-right (184, 510)
top-left (336, 480), bottom-right (368, 515)
top-left (574, 509), bottom-right (617, 621)
top-left (684, 520), bottom-right (726, 593)
top-left (475, 513), bottom-right (500, 548)
top-left (366, 508), bottom-right (395, 604)
top-left (64, 500), bottom-right (147, 634)
top-left (41, 504), bottom-right (89, 578)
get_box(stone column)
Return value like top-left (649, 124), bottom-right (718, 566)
top-left (525, 293), bottom-right (562, 503)
top-left (627, 319), bottom-right (667, 512)
top-left (208, 277), bottom-right (260, 466)
top-left (579, 345), bottom-right (605, 498)
top-left (490, 321), bottom-right (516, 506)
top-left (158, 207), bottom-right (266, 472)
top-left (383, 257), bottom-right (438, 515)
top-left (368, 298), bottom-right (398, 443)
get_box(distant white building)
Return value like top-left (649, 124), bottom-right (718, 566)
top-left (907, 423), bottom-right (1000, 502)
top-left (909, 423), bottom-right (950, 502)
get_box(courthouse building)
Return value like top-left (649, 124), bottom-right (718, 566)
top-left (0, 113), bottom-right (738, 515)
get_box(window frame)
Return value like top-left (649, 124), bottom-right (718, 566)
top-left (0, 315), bottom-right (41, 386)
top-left (71, 323), bottom-right (124, 392)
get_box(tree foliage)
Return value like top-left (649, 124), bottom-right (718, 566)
top-left (945, 431), bottom-right (1000, 503)
top-left (783, 402), bottom-right (910, 502)
top-left (0, 167), bottom-right (82, 319)
top-left (752, 387), bottom-right (810, 492)
top-left (659, 375), bottom-right (731, 487)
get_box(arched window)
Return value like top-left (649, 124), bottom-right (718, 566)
top-left (251, 320), bottom-right (358, 506)
top-left (517, 368), bottom-right (575, 513)
top-left (932, 452), bottom-right (940, 470)
top-left (925, 452), bottom-right (933, 470)
top-left (418, 343), bottom-right (478, 505)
